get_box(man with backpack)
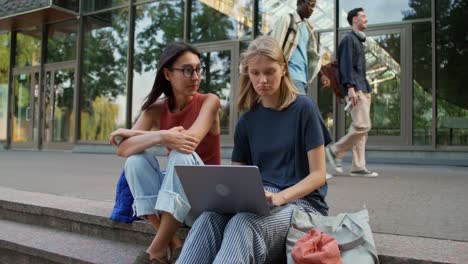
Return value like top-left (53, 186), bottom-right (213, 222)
top-left (270, 0), bottom-right (334, 180)
top-left (326, 7), bottom-right (379, 177)
top-left (269, 0), bottom-right (324, 94)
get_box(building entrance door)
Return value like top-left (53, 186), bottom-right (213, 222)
top-left (43, 62), bottom-right (75, 149)
top-left (11, 67), bottom-right (40, 148)
top-left (10, 61), bottom-right (75, 149)
top-left (337, 25), bottom-right (411, 145)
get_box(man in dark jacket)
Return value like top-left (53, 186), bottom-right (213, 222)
top-left (326, 7), bottom-right (378, 177)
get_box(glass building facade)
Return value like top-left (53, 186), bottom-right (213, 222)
top-left (0, 0), bottom-right (467, 153)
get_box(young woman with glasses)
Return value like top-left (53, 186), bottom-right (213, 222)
top-left (109, 42), bottom-right (220, 264)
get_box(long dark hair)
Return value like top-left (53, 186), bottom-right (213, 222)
top-left (141, 42), bottom-right (201, 111)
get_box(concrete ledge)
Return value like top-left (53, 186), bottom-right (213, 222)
top-left (375, 233), bottom-right (468, 264)
top-left (0, 219), bottom-right (144, 264)
top-left (0, 246), bottom-right (61, 264)
top-left (1, 187), bottom-right (467, 263)
top-left (68, 144), bottom-right (468, 166)
top-left (358, 150), bottom-right (468, 167)
top-left (0, 186), bottom-right (188, 245)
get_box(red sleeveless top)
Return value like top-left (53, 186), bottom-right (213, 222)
top-left (159, 93), bottom-right (221, 165)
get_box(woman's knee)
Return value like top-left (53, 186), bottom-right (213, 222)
top-left (125, 153), bottom-right (148, 170)
top-left (196, 211), bottom-right (222, 225)
top-left (227, 213), bottom-right (257, 230)
top-left (126, 151), bottom-right (160, 169)
top-left (168, 150), bottom-right (201, 166)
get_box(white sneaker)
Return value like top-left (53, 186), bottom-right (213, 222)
top-left (349, 169), bottom-right (379, 177)
top-left (325, 146), bottom-right (343, 174)
top-left (326, 173), bottom-right (333, 180)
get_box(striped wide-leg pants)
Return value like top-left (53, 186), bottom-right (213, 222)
top-left (176, 204), bottom-right (296, 264)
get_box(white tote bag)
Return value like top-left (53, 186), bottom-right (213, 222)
top-left (286, 209), bottom-right (379, 264)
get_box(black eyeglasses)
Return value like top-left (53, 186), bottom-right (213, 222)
top-left (170, 66), bottom-right (205, 78)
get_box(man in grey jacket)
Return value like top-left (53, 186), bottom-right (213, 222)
top-left (326, 7), bottom-right (379, 177)
top-left (269, 0), bottom-right (324, 94)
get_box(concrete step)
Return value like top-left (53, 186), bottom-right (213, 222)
top-left (374, 233), bottom-right (467, 264)
top-left (1, 186), bottom-right (467, 264)
top-left (0, 186), bottom-right (188, 246)
top-left (0, 218), bottom-right (145, 264)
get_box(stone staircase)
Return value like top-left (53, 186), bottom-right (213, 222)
top-left (0, 186), bottom-right (188, 264)
top-left (0, 186), bottom-right (465, 264)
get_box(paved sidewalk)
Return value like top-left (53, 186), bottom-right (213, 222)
top-left (1, 150), bottom-right (467, 242)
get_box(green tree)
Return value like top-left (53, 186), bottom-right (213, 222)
top-left (133, 1), bottom-right (185, 74)
top-left (133, 1), bottom-right (234, 97)
top-left (191, 4), bottom-right (233, 96)
top-left (80, 9), bottom-right (129, 140)
top-left (404, 0), bottom-right (468, 109)
top-left (0, 33), bottom-right (9, 84)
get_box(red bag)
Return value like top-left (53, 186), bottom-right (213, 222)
top-left (291, 228), bottom-right (343, 264)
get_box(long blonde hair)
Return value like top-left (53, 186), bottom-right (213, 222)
top-left (237, 35), bottom-right (298, 111)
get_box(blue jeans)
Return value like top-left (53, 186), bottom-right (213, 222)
top-left (124, 150), bottom-right (204, 223)
top-left (292, 79), bottom-right (308, 94)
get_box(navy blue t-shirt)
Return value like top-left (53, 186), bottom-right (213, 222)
top-left (232, 95), bottom-right (332, 215)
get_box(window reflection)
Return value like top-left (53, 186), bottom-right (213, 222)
top-left (81, 8), bottom-right (128, 141)
top-left (191, 0), bottom-right (253, 43)
top-left (82, 0), bottom-right (128, 13)
top-left (45, 69), bottom-right (75, 143)
top-left (412, 22), bottom-right (432, 145)
top-left (15, 28), bottom-right (41, 67)
top-left (12, 73), bottom-right (40, 143)
top-left (132, 1), bottom-right (184, 124)
top-left (47, 20), bottom-right (78, 63)
top-left (53, 0), bottom-right (79, 12)
top-left (339, 0), bottom-right (431, 27)
top-left (259, 0), bottom-right (335, 34)
top-left (345, 33), bottom-right (402, 137)
top-left (436, 0), bottom-right (468, 146)
top-left (0, 33), bottom-right (9, 141)
top-left (367, 34), bottom-right (401, 136)
top-left (317, 32), bottom-right (335, 134)
top-left (199, 50), bottom-right (231, 135)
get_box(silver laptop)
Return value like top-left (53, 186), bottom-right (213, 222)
top-left (175, 165), bottom-right (271, 216)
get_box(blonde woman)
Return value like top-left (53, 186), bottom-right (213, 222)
top-left (176, 35), bottom-right (331, 264)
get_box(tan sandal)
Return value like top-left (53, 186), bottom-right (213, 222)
top-left (133, 251), bottom-right (169, 264)
top-left (170, 247), bottom-right (182, 263)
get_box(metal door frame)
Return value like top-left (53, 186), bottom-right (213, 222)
top-left (336, 24), bottom-right (412, 145)
top-left (194, 40), bottom-right (240, 146)
top-left (10, 61), bottom-right (76, 150)
top-left (10, 66), bottom-right (40, 149)
top-left (42, 60), bottom-right (76, 150)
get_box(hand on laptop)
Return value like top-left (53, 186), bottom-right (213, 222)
top-left (265, 190), bottom-right (286, 207)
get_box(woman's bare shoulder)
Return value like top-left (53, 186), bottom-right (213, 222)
top-left (200, 93), bottom-right (221, 108)
top-left (138, 99), bottom-right (166, 126)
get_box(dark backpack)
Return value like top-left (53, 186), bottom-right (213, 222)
top-left (282, 13), bottom-right (295, 49)
top-left (321, 60), bottom-right (344, 102)
top-left (268, 14), bottom-right (296, 50)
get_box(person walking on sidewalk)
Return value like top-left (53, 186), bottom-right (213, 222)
top-left (109, 42), bottom-right (221, 263)
top-left (325, 7), bottom-right (378, 177)
top-left (269, 0), bottom-right (325, 94)
top-left (270, 0), bottom-right (333, 180)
